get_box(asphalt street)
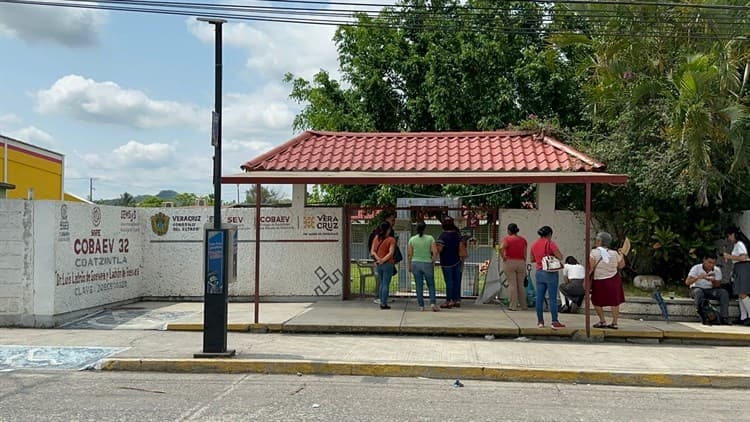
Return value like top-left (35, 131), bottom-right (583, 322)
top-left (0, 372), bottom-right (739, 422)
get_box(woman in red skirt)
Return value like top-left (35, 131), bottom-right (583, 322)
top-left (589, 232), bottom-right (625, 329)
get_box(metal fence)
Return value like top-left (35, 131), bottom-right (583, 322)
top-left (347, 207), bottom-right (498, 299)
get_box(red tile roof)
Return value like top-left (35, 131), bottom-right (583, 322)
top-left (240, 131), bottom-right (605, 173)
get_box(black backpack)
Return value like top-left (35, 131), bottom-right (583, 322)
top-left (699, 299), bottom-right (720, 325)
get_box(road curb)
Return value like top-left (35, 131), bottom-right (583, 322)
top-left (99, 358), bottom-right (750, 389)
top-left (163, 323), bottom-right (750, 344)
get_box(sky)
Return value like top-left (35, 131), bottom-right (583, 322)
top-left (0, 1), bottom-right (385, 202)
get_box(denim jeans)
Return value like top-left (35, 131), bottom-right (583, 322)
top-left (442, 263), bottom-right (462, 302)
top-left (376, 262), bottom-right (395, 305)
top-left (690, 287), bottom-right (729, 318)
top-left (411, 261), bottom-right (436, 307)
top-left (535, 270), bottom-right (560, 323)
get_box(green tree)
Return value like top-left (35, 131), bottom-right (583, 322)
top-left (174, 192), bottom-right (198, 207)
top-left (555, 1), bottom-right (750, 281)
top-left (286, 0), bottom-right (587, 205)
top-left (138, 196), bottom-right (163, 207)
top-left (567, 0), bottom-right (750, 208)
top-left (245, 186), bottom-right (288, 205)
top-left (117, 192), bottom-right (135, 207)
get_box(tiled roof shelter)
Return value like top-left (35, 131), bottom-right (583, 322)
top-left (224, 130), bottom-right (627, 336)
top-left (223, 130), bottom-right (626, 185)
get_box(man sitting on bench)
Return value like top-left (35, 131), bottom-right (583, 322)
top-left (685, 251), bottom-right (730, 325)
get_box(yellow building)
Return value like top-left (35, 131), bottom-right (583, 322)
top-left (1, 134), bottom-right (65, 200)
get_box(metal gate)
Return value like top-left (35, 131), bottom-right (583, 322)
top-left (346, 205), bottom-right (499, 300)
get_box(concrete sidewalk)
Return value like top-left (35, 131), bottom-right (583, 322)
top-left (154, 300), bottom-right (750, 345)
top-left (2, 326), bottom-right (750, 389)
top-left (2, 300), bottom-right (750, 389)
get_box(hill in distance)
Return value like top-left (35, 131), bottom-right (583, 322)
top-left (97, 190), bottom-right (178, 205)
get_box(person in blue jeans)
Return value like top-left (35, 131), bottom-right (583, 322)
top-left (408, 221), bottom-right (440, 311)
top-left (436, 216), bottom-right (462, 309)
top-left (371, 221), bottom-right (396, 310)
top-left (529, 226), bottom-right (566, 329)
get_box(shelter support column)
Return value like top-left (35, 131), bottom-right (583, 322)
top-left (292, 184), bottom-right (306, 211)
top-left (254, 183), bottom-right (261, 324)
top-left (584, 182), bottom-right (592, 337)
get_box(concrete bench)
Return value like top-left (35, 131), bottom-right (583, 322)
top-left (616, 297), bottom-right (740, 321)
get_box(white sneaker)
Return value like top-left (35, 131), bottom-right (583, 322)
top-left (373, 299), bottom-right (381, 304)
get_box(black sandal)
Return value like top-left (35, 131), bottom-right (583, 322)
top-left (593, 321), bottom-right (607, 328)
top-left (607, 323), bottom-right (618, 330)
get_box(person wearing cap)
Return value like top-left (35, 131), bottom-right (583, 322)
top-left (498, 223), bottom-right (528, 311)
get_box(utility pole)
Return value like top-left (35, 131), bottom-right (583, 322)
top-left (88, 177), bottom-right (97, 201)
top-left (198, 16), bottom-right (225, 230)
top-left (196, 17), bottom-right (234, 359)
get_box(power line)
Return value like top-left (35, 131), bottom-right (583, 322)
top-left (1, 0), bottom-right (747, 39)
top-left (228, 0), bottom-right (750, 12)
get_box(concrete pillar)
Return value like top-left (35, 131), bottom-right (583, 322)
top-left (537, 183), bottom-right (556, 225)
top-left (292, 184), bottom-right (306, 210)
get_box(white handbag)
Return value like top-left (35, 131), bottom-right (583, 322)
top-left (542, 255), bottom-right (563, 271)
top-left (541, 241), bottom-right (562, 271)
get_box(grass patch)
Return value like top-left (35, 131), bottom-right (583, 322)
top-left (350, 263), bottom-right (487, 296)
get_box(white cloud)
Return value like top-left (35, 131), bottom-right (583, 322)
top-left (187, 18), bottom-right (340, 81)
top-left (222, 137), bottom-right (275, 174)
top-left (223, 82), bottom-right (298, 139)
top-left (0, 2), bottom-right (105, 47)
top-left (223, 138), bottom-right (273, 154)
top-left (35, 75), bottom-right (207, 129)
top-left (8, 126), bottom-right (56, 147)
top-left (0, 113), bottom-right (21, 126)
top-left (72, 140), bottom-right (214, 197)
top-left (82, 140), bottom-right (176, 169)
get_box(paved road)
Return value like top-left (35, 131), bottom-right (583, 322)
top-left (0, 372), bottom-right (739, 421)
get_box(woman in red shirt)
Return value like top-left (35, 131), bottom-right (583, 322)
top-left (530, 226), bottom-right (566, 329)
top-left (498, 223), bottom-right (528, 311)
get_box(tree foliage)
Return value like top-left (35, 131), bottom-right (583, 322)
top-left (557, 0), bottom-right (750, 280)
top-left (245, 186), bottom-right (289, 205)
top-left (286, 0), bottom-right (587, 205)
top-left (138, 196), bottom-right (163, 208)
top-left (566, 1), bottom-right (750, 209)
top-left (118, 192), bottom-right (135, 207)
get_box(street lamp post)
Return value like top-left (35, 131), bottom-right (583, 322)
top-left (197, 17), bottom-right (226, 230)
top-left (195, 17), bottom-right (235, 358)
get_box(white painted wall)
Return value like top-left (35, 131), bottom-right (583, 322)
top-left (737, 212), bottom-right (750, 235)
top-left (498, 209), bottom-right (591, 265)
top-left (0, 199), bottom-right (345, 326)
top-left (50, 202), bottom-right (144, 315)
top-left (140, 206), bottom-right (343, 298)
top-left (0, 200), bottom-right (32, 326)
top-left (1, 195), bottom-right (603, 327)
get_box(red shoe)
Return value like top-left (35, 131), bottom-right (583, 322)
top-left (551, 321), bottom-right (566, 329)
top-left (440, 301), bottom-right (453, 309)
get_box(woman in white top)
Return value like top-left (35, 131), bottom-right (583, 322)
top-left (589, 232), bottom-right (625, 329)
top-left (560, 256), bottom-right (585, 313)
top-left (723, 226), bottom-right (750, 324)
